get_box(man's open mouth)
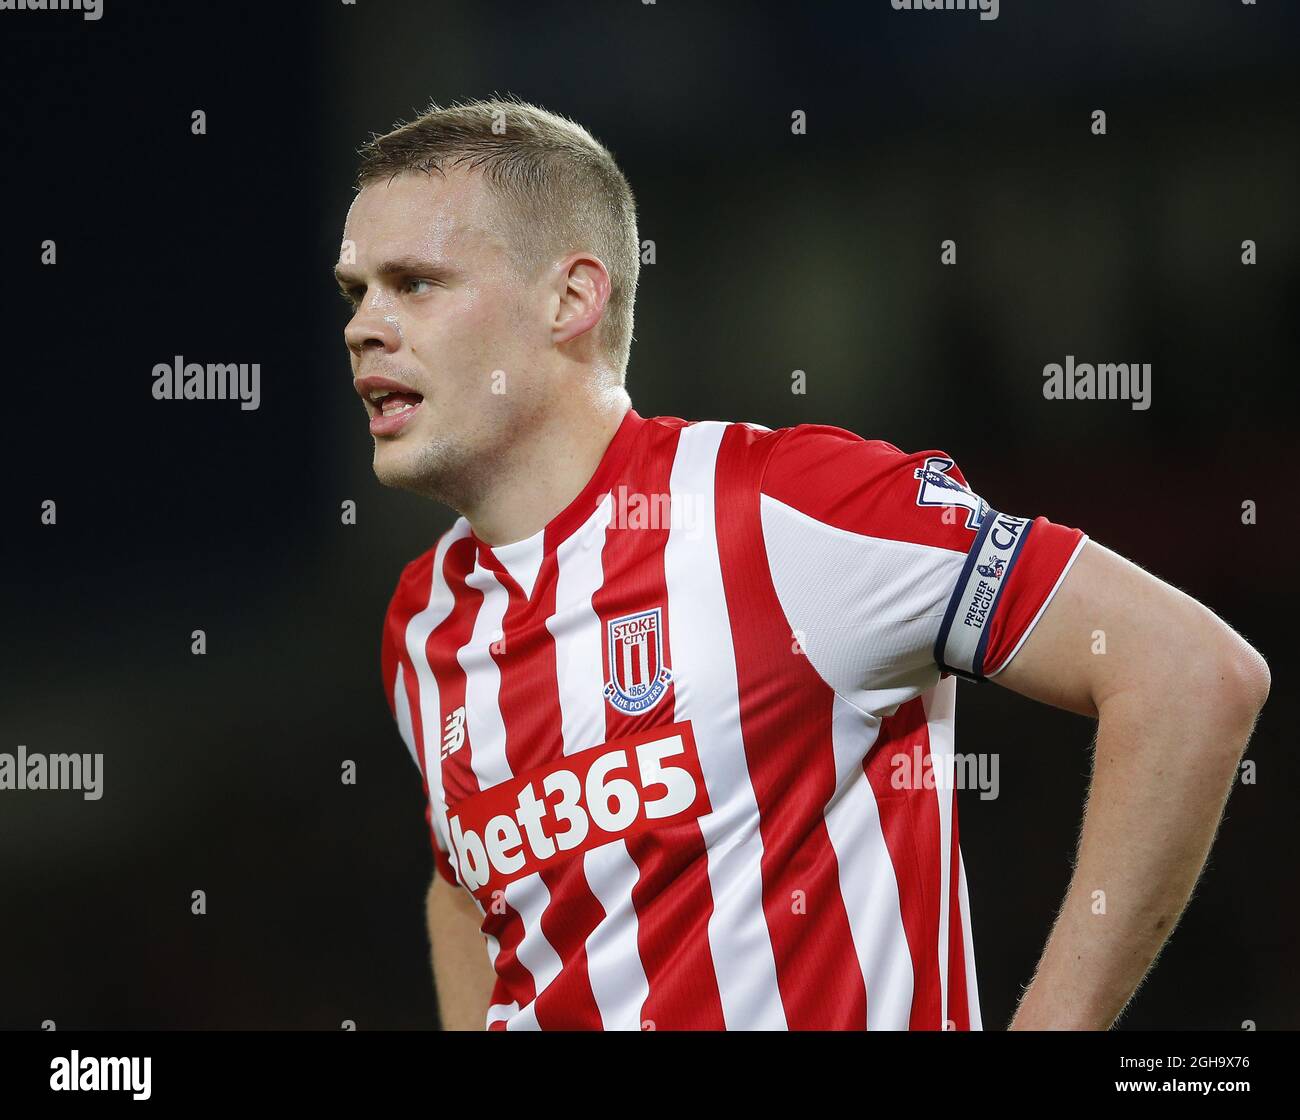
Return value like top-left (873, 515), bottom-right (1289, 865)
top-left (354, 374), bottom-right (426, 435)
top-left (367, 387), bottom-right (424, 418)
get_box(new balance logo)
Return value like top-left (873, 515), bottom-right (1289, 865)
top-left (441, 706), bottom-right (466, 760)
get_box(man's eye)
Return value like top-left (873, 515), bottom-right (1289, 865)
top-left (339, 286), bottom-right (363, 308)
top-left (405, 278), bottom-right (436, 295)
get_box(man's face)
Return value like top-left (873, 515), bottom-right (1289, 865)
top-left (337, 169), bottom-right (551, 501)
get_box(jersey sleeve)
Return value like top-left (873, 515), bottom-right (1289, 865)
top-left (383, 569), bottom-right (459, 888)
top-left (758, 424), bottom-right (1087, 698)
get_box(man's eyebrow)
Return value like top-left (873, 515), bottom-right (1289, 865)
top-left (333, 256), bottom-right (455, 285)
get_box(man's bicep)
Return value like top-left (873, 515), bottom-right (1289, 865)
top-left (990, 540), bottom-right (1259, 718)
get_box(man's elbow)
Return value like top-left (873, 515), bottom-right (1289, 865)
top-left (1198, 625), bottom-right (1270, 736)
top-left (1226, 635), bottom-right (1270, 718)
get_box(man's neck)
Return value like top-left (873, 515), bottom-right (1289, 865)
top-left (463, 386), bottom-right (633, 547)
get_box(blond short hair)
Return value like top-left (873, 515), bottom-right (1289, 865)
top-left (357, 96), bottom-right (640, 375)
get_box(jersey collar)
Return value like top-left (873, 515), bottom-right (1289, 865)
top-left (468, 406), bottom-right (646, 569)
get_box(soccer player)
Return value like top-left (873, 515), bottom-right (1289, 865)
top-left (336, 98), bottom-right (1269, 1030)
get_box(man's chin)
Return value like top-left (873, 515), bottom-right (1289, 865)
top-left (372, 444), bottom-right (431, 494)
top-left (372, 436), bottom-right (459, 503)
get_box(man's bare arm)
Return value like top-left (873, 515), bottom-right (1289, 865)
top-left (426, 873), bottom-right (498, 1030)
top-left (993, 540), bottom-right (1269, 1030)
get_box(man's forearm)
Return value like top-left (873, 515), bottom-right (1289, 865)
top-left (1010, 668), bottom-right (1264, 1030)
top-left (427, 876), bottom-right (498, 1030)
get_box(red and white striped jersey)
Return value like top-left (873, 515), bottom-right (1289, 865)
top-left (381, 408), bottom-right (1087, 1031)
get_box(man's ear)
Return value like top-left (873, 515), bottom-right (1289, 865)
top-left (552, 252), bottom-right (611, 346)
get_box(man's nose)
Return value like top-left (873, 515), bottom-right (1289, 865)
top-left (344, 303), bottom-right (401, 357)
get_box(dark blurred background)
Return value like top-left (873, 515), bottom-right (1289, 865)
top-left (0, 0), bottom-right (1295, 1030)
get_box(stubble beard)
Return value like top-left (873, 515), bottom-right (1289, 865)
top-left (372, 378), bottom-right (552, 519)
top-left (373, 429), bottom-right (490, 515)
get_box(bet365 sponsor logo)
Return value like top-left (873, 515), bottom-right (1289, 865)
top-left (447, 722), bottom-right (709, 896)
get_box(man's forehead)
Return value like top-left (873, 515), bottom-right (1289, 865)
top-left (342, 168), bottom-right (506, 262)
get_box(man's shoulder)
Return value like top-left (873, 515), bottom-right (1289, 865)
top-left (758, 421), bottom-right (905, 470)
top-left (650, 414), bottom-right (902, 464)
top-left (385, 520), bottom-right (472, 620)
top-left (680, 417), bottom-right (914, 485)
top-left (639, 415), bottom-right (933, 517)
top-left (725, 419), bottom-right (977, 548)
